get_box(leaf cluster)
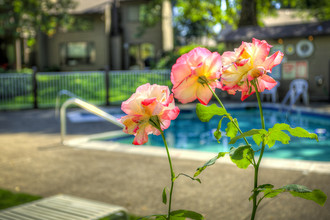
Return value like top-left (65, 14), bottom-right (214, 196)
top-left (229, 123), bottom-right (318, 148)
top-left (136, 0), bottom-right (163, 37)
top-left (193, 102), bottom-right (326, 208)
top-left (0, 0), bottom-right (76, 40)
top-left (138, 0), bottom-right (330, 41)
top-left (251, 183), bottom-right (327, 206)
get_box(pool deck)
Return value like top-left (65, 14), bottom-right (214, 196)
top-left (1, 102), bottom-right (330, 219)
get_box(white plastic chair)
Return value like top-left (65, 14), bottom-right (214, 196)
top-left (281, 79), bottom-right (309, 106)
top-left (260, 81), bottom-right (280, 103)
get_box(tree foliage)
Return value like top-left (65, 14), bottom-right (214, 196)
top-left (278, 0), bottom-right (330, 21)
top-left (0, 0), bottom-right (76, 43)
top-left (139, 0), bottom-right (330, 41)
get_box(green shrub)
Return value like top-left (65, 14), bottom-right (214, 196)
top-left (155, 43), bottom-right (226, 69)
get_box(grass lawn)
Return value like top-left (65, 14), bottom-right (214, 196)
top-left (0, 188), bottom-right (41, 210)
top-left (0, 188), bottom-right (139, 220)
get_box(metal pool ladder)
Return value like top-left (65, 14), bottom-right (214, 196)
top-left (60, 97), bottom-right (124, 145)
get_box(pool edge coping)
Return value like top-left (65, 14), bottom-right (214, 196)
top-left (65, 130), bottom-right (330, 175)
top-left (66, 102), bottom-right (330, 124)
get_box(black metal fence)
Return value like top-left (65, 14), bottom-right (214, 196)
top-left (0, 69), bottom-right (171, 110)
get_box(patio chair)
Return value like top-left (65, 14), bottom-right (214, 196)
top-left (260, 81), bottom-right (280, 103)
top-left (281, 79), bottom-right (309, 106)
top-left (0, 194), bottom-right (129, 220)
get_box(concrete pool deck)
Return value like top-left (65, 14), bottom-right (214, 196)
top-left (0, 104), bottom-right (330, 219)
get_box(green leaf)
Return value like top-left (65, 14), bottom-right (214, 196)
top-left (288, 127), bottom-right (319, 141)
top-left (225, 119), bottom-right (238, 139)
top-left (214, 130), bottom-right (222, 143)
top-left (269, 123), bottom-right (318, 143)
top-left (252, 133), bottom-right (263, 146)
top-left (260, 184), bottom-right (327, 206)
top-left (228, 129), bottom-right (265, 144)
top-left (138, 215), bottom-right (167, 220)
top-left (229, 145), bottom-right (254, 169)
top-left (196, 103), bottom-right (227, 122)
top-left (214, 116), bottom-right (226, 143)
top-left (169, 216), bottom-right (185, 220)
top-left (194, 152), bottom-right (227, 177)
top-left (162, 187), bottom-right (167, 205)
top-left (263, 188), bottom-right (285, 198)
top-left (266, 130), bottom-right (291, 148)
top-left (176, 173), bottom-right (201, 183)
top-left (282, 184), bottom-right (327, 206)
top-left (256, 184), bottom-right (274, 190)
top-left (260, 123), bottom-right (319, 148)
top-left (282, 184), bottom-right (312, 193)
top-left (170, 210), bottom-right (204, 220)
top-left (250, 184), bottom-right (275, 201)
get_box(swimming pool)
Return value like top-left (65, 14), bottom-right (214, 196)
top-left (103, 107), bottom-right (330, 162)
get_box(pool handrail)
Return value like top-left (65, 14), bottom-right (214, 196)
top-left (55, 90), bottom-right (83, 117)
top-left (60, 97), bottom-right (124, 145)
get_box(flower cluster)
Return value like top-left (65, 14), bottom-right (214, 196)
top-left (120, 38), bottom-right (283, 144)
top-left (221, 38), bottom-right (284, 100)
top-left (118, 38), bottom-right (325, 220)
top-left (172, 38), bottom-right (284, 102)
top-left (171, 47), bottom-right (222, 105)
top-left (119, 83), bottom-right (179, 145)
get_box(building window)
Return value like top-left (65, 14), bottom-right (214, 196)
top-left (129, 43), bottom-right (155, 69)
top-left (60, 42), bottom-right (96, 66)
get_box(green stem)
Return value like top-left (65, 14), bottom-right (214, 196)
top-left (160, 130), bottom-right (175, 219)
top-left (206, 83), bottom-right (226, 109)
top-left (251, 165), bottom-right (259, 220)
top-left (206, 83), bottom-right (251, 151)
top-left (250, 82), bottom-right (266, 220)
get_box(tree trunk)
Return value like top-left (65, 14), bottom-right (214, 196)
top-left (238, 0), bottom-right (258, 27)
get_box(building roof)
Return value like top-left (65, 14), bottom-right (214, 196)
top-left (221, 20), bottom-right (330, 42)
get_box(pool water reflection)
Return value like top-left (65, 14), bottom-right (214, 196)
top-left (110, 108), bottom-right (330, 161)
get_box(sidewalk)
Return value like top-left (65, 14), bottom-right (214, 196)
top-left (0, 108), bottom-right (329, 219)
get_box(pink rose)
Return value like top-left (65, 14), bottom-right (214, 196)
top-left (221, 38), bottom-right (284, 101)
top-left (120, 83), bottom-right (180, 145)
top-left (171, 47), bottom-right (222, 105)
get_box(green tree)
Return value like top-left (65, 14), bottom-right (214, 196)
top-left (0, 0), bottom-right (76, 70)
top-left (278, 0), bottom-right (330, 21)
top-left (139, 0), bottom-right (330, 42)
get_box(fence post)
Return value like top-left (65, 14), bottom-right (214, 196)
top-left (105, 66), bottom-right (110, 106)
top-left (32, 66), bottom-right (38, 109)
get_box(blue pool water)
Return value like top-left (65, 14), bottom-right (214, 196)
top-left (108, 108), bottom-right (330, 161)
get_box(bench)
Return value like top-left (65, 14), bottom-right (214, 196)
top-left (0, 194), bottom-right (129, 220)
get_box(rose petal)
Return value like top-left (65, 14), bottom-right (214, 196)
top-left (170, 62), bottom-right (191, 88)
top-left (196, 52), bottom-right (222, 79)
top-left (196, 84), bottom-right (213, 105)
top-left (172, 76), bottom-right (199, 104)
top-left (133, 126), bottom-right (149, 145)
top-left (262, 51), bottom-right (284, 72)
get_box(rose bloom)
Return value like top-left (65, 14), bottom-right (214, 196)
top-left (119, 83), bottom-right (180, 145)
top-left (171, 47), bottom-right (222, 105)
top-left (221, 38), bottom-right (284, 101)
